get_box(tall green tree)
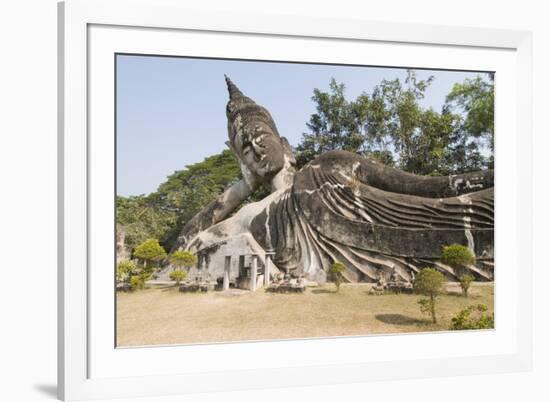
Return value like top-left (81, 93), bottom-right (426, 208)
top-left (296, 71), bottom-right (494, 175)
top-left (155, 149), bottom-right (243, 247)
top-left (368, 71), bottom-right (435, 172)
top-left (116, 150), bottom-right (243, 252)
top-left (445, 74), bottom-right (494, 169)
top-left (116, 194), bottom-right (177, 251)
top-left (296, 79), bottom-right (367, 167)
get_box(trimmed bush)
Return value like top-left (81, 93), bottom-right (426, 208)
top-left (441, 244), bottom-right (476, 267)
top-left (134, 239), bottom-right (167, 269)
top-left (169, 269), bottom-right (187, 285)
top-left (170, 250), bottom-right (198, 270)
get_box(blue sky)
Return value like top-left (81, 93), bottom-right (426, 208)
top-left (116, 55), bottom-right (489, 196)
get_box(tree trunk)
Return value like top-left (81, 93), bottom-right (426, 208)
top-left (430, 294), bottom-right (437, 324)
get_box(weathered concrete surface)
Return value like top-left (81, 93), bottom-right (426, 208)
top-left (172, 77), bottom-right (494, 284)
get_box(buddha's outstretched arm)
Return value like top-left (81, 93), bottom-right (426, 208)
top-left (314, 151), bottom-right (493, 198)
top-left (170, 178), bottom-right (257, 252)
top-left (360, 159), bottom-right (493, 197)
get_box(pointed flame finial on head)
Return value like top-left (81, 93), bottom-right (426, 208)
top-left (224, 75), bottom-right (244, 100)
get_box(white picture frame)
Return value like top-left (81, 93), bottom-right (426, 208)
top-left (58, 0), bottom-right (533, 400)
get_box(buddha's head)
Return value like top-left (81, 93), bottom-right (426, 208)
top-left (224, 76), bottom-right (295, 188)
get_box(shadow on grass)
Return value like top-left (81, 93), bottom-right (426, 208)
top-left (311, 288), bottom-right (337, 294)
top-left (160, 285), bottom-right (179, 292)
top-left (445, 289), bottom-right (466, 297)
top-left (375, 314), bottom-right (429, 326)
top-left (445, 291), bottom-right (482, 299)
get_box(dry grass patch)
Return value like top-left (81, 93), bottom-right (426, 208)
top-left (116, 282), bottom-right (494, 347)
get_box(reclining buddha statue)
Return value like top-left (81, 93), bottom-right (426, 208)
top-left (169, 76), bottom-right (494, 284)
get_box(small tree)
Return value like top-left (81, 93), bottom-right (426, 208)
top-left (116, 260), bottom-right (136, 284)
top-left (169, 270), bottom-right (187, 285)
top-left (170, 250), bottom-right (198, 271)
top-left (441, 244), bottom-right (476, 297)
top-left (450, 304), bottom-right (494, 330)
top-left (459, 274), bottom-right (475, 297)
top-left (133, 239), bottom-right (167, 270)
top-left (414, 268), bottom-right (445, 324)
top-left (329, 261), bottom-right (346, 293)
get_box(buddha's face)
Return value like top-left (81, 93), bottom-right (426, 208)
top-left (226, 98), bottom-right (286, 183)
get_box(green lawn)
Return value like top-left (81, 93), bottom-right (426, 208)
top-left (116, 282), bottom-right (494, 347)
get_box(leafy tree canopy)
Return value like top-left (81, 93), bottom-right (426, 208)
top-left (116, 195), bottom-right (177, 252)
top-left (445, 74), bottom-right (494, 169)
top-left (445, 75), bottom-right (494, 142)
top-left (296, 71), bottom-right (494, 174)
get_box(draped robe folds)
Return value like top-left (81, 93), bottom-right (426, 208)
top-left (248, 151), bottom-right (494, 282)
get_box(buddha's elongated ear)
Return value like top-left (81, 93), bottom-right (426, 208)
top-left (280, 136), bottom-right (296, 166)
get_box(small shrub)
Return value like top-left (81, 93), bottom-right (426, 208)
top-left (459, 274), bottom-right (475, 297)
top-left (116, 260), bottom-right (136, 284)
top-left (414, 268), bottom-right (445, 323)
top-left (329, 261), bottom-right (346, 293)
top-left (138, 270), bottom-right (151, 283)
top-left (169, 269), bottom-right (187, 285)
top-left (450, 304), bottom-right (494, 330)
top-left (130, 275), bottom-right (145, 291)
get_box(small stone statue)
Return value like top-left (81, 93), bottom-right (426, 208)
top-left (390, 268), bottom-right (399, 283)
